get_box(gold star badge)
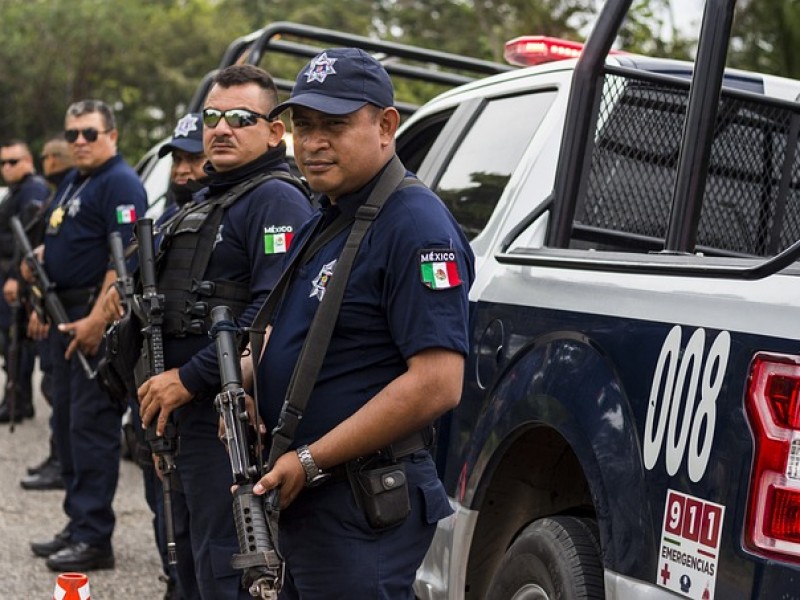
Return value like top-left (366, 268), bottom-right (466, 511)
top-left (49, 206), bottom-right (65, 230)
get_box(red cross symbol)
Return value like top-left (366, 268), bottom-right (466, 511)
top-left (660, 563), bottom-right (671, 584)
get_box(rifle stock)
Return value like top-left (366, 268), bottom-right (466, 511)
top-left (211, 305), bottom-right (283, 599)
top-left (10, 216), bottom-right (95, 379)
top-left (132, 218), bottom-right (178, 566)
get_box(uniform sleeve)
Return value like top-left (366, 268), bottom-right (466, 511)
top-left (103, 171), bottom-right (148, 246)
top-left (179, 181), bottom-right (315, 396)
top-left (382, 189), bottom-right (475, 360)
top-left (0, 179), bottom-right (49, 261)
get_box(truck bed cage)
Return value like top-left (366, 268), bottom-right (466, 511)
top-left (187, 21), bottom-right (512, 117)
top-left (522, 0), bottom-right (800, 279)
top-left (576, 65), bottom-right (800, 259)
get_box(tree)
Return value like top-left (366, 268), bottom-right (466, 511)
top-left (380, 0), bottom-right (596, 62)
top-left (616, 0), bottom-right (694, 59)
top-left (0, 0), bottom-right (246, 160)
top-left (729, 0), bottom-right (800, 78)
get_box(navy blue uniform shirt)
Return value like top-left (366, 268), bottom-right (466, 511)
top-left (0, 173), bottom-right (49, 265)
top-left (257, 163), bottom-right (475, 447)
top-left (45, 154), bottom-right (146, 289)
top-left (171, 164), bottom-right (315, 397)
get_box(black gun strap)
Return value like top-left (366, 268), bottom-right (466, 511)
top-left (256, 156), bottom-right (408, 470)
top-left (247, 209), bottom-right (353, 475)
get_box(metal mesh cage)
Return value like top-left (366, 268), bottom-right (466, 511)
top-left (574, 69), bottom-right (800, 257)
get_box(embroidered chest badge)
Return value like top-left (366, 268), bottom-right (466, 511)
top-left (67, 197), bottom-right (82, 218)
top-left (419, 248), bottom-right (462, 290)
top-left (115, 204), bottom-right (137, 224)
top-left (264, 225), bottom-right (294, 255)
top-left (310, 259), bottom-right (337, 301)
top-left (305, 52), bottom-right (338, 83)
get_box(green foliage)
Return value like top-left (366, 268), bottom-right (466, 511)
top-left (730, 0), bottom-right (800, 78)
top-left (616, 0), bottom-right (694, 59)
top-left (0, 0), bottom-right (243, 161)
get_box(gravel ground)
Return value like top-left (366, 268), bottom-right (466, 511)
top-left (0, 370), bottom-right (169, 599)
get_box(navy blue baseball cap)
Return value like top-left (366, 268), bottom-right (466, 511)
top-left (269, 48), bottom-right (394, 119)
top-left (158, 113), bottom-right (204, 157)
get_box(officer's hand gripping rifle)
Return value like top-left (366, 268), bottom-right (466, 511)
top-left (132, 218), bottom-right (179, 566)
top-left (211, 305), bottom-right (283, 600)
top-left (10, 215), bottom-right (95, 379)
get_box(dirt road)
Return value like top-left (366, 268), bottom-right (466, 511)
top-left (0, 372), bottom-right (167, 599)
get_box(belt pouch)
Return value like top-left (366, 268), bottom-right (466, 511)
top-left (347, 458), bottom-right (411, 530)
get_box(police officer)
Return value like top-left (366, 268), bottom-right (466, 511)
top-left (150, 112), bottom-right (206, 600)
top-left (137, 65), bottom-right (314, 599)
top-left (28, 99), bottom-right (147, 572)
top-left (251, 48), bottom-right (474, 598)
top-left (157, 112), bottom-right (209, 219)
top-left (19, 134), bottom-right (75, 490)
top-left (103, 113), bottom-right (207, 600)
top-left (0, 139), bottom-right (49, 423)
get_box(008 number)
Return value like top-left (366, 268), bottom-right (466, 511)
top-left (643, 326), bottom-right (731, 483)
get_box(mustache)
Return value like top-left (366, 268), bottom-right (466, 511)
top-left (210, 135), bottom-right (234, 146)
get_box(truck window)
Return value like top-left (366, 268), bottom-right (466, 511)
top-left (397, 112), bottom-right (452, 174)
top-left (434, 92), bottom-right (556, 239)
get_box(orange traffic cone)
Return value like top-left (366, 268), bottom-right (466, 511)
top-left (53, 572), bottom-right (91, 600)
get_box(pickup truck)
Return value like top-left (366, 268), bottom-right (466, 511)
top-left (389, 0), bottom-right (800, 599)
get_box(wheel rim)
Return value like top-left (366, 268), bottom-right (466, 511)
top-left (510, 584), bottom-right (550, 600)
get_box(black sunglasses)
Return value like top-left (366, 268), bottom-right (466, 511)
top-left (0, 158), bottom-right (20, 166)
top-left (202, 108), bottom-right (270, 129)
top-left (64, 127), bottom-right (109, 143)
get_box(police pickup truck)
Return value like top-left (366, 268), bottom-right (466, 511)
top-left (389, 0), bottom-right (800, 599)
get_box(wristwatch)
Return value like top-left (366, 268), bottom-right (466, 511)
top-left (296, 445), bottom-right (330, 487)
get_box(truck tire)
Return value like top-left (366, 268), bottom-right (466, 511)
top-left (485, 516), bottom-right (605, 600)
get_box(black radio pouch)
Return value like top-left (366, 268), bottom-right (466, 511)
top-left (347, 457), bottom-right (411, 530)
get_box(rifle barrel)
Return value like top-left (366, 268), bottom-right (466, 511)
top-left (10, 216), bottom-right (95, 379)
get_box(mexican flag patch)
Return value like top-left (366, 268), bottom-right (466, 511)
top-left (419, 248), bottom-right (462, 290)
top-left (115, 205), bottom-right (137, 224)
top-left (264, 225), bottom-right (294, 255)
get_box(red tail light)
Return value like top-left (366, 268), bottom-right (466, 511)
top-left (745, 353), bottom-right (800, 561)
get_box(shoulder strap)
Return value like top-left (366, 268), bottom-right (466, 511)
top-left (249, 163), bottom-right (422, 341)
top-left (214, 170), bottom-right (279, 210)
top-left (264, 155), bottom-right (407, 469)
top-left (185, 172), bottom-right (273, 288)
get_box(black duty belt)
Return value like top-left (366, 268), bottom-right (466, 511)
top-left (385, 426), bottom-right (433, 460)
top-left (326, 426), bottom-right (434, 483)
top-left (58, 287), bottom-right (97, 309)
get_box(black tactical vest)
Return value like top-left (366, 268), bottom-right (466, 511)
top-left (155, 171), bottom-right (309, 337)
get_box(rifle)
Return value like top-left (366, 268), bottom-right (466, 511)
top-left (10, 215), bottom-right (94, 379)
top-left (4, 297), bottom-right (23, 432)
top-left (211, 305), bottom-right (283, 599)
top-left (96, 231), bottom-right (139, 408)
top-left (131, 217), bottom-right (178, 566)
top-left (108, 231), bottom-right (134, 309)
